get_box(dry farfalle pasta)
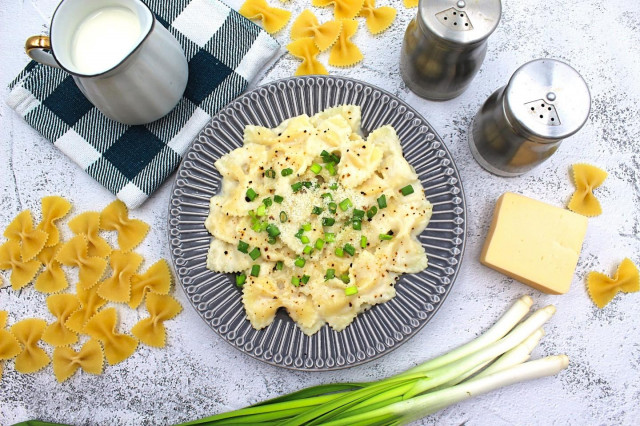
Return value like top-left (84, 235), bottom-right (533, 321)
top-left (56, 235), bottom-right (107, 289)
top-left (288, 38), bottom-right (329, 76)
top-left (11, 318), bottom-right (50, 374)
top-left (0, 241), bottom-right (41, 290)
top-left (100, 200), bottom-right (149, 252)
top-left (131, 294), bottom-right (182, 348)
top-left (35, 244), bottom-right (68, 293)
top-left (587, 258), bottom-right (639, 309)
top-left (128, 259), bottom-right (172, 309)
top-left (65, 283), bottom-right (107, 334)
top-left (329, 19), bottom-right (363, 67)
top-left (313, 0), bottom-right (365, 19)
top-left (69, 212), bottom-right (112, 258)
top-left (568, 164), bottom-right (607, 217)
top-left (53, 339), bottom-right (104, 382)
top-left (239, 0), bottom-right (292, 34)
top-left (36, 196), bottom-right (71, 247)
top-left (97, 250), bottom-right (144, 303)
top-left (4, 210), bottom-right (48, 261)
top-left (0, 311), bottom-right (21, 381)
top-left (359, 0), bottom-right (396, 34)
top-left (85, 308), bottom-right (137, 365)
top-left (42, 294), bottom-right (80, 347)
top-left (291, 10), bottom-right (342, 51)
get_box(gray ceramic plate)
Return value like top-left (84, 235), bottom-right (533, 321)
top-left (168, 76), bottom-right (466, 371)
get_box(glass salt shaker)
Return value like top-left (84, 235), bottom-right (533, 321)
top-left (400, 0), bottom-right (502, 101)
top-left (468, 59), bottom-right (591, 176)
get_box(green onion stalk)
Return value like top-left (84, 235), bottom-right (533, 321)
top-left (180, 296), bottom-right (568, 426)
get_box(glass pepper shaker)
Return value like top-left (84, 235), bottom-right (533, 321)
top-left (400, 0), bottom-right (502, 101)
top-left (468, 59), bottom-right (591, 176)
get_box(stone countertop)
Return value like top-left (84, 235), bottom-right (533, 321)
top-left (1, 0), bottom-right (639, 424)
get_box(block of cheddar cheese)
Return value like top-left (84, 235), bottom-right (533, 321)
top-left (480, 192), bottom-right (588, 294)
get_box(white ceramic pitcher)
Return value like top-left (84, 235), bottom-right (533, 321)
top-left (25, 0), bottom-right (189, 125)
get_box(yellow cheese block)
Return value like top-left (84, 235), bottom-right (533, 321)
top-left (481, 192), bottom-right (588, 294)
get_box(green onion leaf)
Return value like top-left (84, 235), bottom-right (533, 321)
top-left (367, 206), bottom-right (378, 219)
top-left (326, 162), bottom-right (337, 176)
top-left (265, 169), bottom-right (276, 179)
top-left (274, 195), bottom-right (284, 204)
top-left (329, 183), bottom-right (338, 190)
top-left (343, 244), bottom-right (355, 256)
top-left (315, 239), bottom-right (325, 250)
top-left (379, 233), bottom-right (394, 241)
top-left (256, 204), bottom-right (266, 216)
top-left (291, 182), bottom-right (303, 192)
top-left (294, 257), bottom-right (306, 268)
top-left (377, 194), bottom-right (387, 209)
top-left (311, 206), bottom-right (323, 215)
top-left (246, 188), bottom-right (258, 201)
top-left (325, 268), bottom-right (335, 280)
top-left (353, 209), bottom-right (365, 219)
top-left (266, 224), bottom-right (281, 237)
top-left (251, 264), bottom-right (260, 277)
top-left (300, 235), bottom-right (310, 244)
top-left (339, 199), bottom-right (352, 211)
top-left (267, 235), bottom-right (276, 244)
top-left (322, 217), bottom-right (335, 226)
top-left (335, 247), bottom-right (344, 257)
top-left (352, 220), bottom-right (362, 230)
top-left (263, 197), bottom-right (273, 207)
top-left (279, 211), bottom-right (288, 223)
top-left (275, 261), bottom-right (284, 270)
top-left (328, 202), bottom-right (337, 214)
top-left (301, 275), bottom-right (310, 284)
top-left (302, 223), bottom-right (312, 231)
top-left (281, 168), bottom-right (293, 177)
top-left (295, 229), bottom-right (304, 239)
top-left (237, 240), bottom-right (249, 253)
top-left (303, 245), bottom-right (313, 255)
top-left (249, 247), bottom-right (261, 260)
top-left (310, 163), bottom-right (322, 174)
top-left (341, 274), bottom-right (351, 284)
top-left (344, 285), bottom-right (358, 295)
top-left (360, 235), bottom-right (368, 248)
top-left (291, 276), bottom-right (300, 286)
top-left (400, 185), bottom-right (414, 196)
top-left (321, 193), bottom-right (333, 200)
top-left (236, 274), bottom-right (246, 287)
top-left (303, 181), bottom-right (313, 188)
top-left (325, 232), bottom-right (335, 243)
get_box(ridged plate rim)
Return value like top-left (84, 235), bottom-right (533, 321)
top-left (168, 75), bottom-right (467, 371)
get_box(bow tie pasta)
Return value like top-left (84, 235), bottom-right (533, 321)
top-left (205, 106), bottom-right (432, 335)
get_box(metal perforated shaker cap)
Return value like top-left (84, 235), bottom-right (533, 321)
top-left (418, 0), bottom-right (502, 45)
top-left (504, 59), bottom-right (591, 141)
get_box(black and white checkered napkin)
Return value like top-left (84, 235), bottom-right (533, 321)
top-left (7, 0), bottom-right (281, 209)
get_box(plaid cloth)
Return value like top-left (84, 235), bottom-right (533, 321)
top-left (7, 0), bottom-right (281, 209)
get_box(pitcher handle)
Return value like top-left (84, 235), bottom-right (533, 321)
top-left (25, 35), bottom-right (60, 68)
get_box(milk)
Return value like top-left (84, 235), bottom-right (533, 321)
top-left (71, 7), bottom-right (142, 74)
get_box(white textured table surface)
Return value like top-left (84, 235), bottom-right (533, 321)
top-left (1, 0), bottom-right (640, 424)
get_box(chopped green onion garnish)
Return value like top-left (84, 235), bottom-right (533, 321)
top-left (328, 202), bottom-right (337, 214)
top-left (248, 210), bottom-right (256, 218)
top-left (341, 274), bottom-right (351, 284)
top-left (237, 240), bottom-right (249, 253)
top-left (263, 197), bottom-right (273, 207)
top-left (326, 162), bottom-right (337, 176)
top-left (339, 199), bottom-right (352, 211)
top-left (246, 188), bottom-right (258, 201)
top-left (353, 209), bottom-right (365, 220)
top-left (320, 150), bottom-right (331, 160)
top-left (352, 220), bottom-right (362, 230)
top-left (267, 235), bottom-right (276, 244)
top-left (377, 194), bottom-right (387, 209)
top-left (259, 221), bottom-right (268, 232)
top-left (256, 204), bottom-right (266, 216)
top-left (294, 257), bottom-right (306, 267)
top-left (322, 217), bottom-right (335, 226)
top-left (251, 221), bottom-right (262, 232)
top-left (379, 233), bottom-right (394, 241)
top-left (249, 247), bottom-right (261, 260)
top-left (303, 245), bottom-right (313, 255)
top-left (300, 235), bottom-right (310, 244)
top-left (274, 195), bottom-right (284, 204)
top-left (295, 229), bottom-right (304, 239)
top-left (329, 183), bottom-right (338, 190)
top-left (311, 206), bottom-right (323, 215)
top-left (301, 275), bottom-right (310, 284)
top-left (335, 247), bottom-right (344, 257)
top-left (310, 163), bottom-right (322, 174)
top-left (236, 274), bottom-right (246, 287)
top-left (276, 261), bottom-right (284, 270)
top-left (360, 236), bottom-right (368, 248)
top-left (325, 232), bottom-right (335, 243)
top-left (302, 223), bottom-right (312, 232)
top-left (266, 224), bottom-right (281, 237)
top-left (321, 193), bottom-right (333, 200)
top-left (265, 169), bottom-right (276, 179)
top-left (343, 244), bottom-right (355, 256)
top-left (281, 168), bottom-right (293, 177)
top-left (251, 264), bottom-right (260, 277)
top-left (291, 182), bottom-right (303, 192)
top-left (279, 211), bottom-right (288, 223)
top-left (315, 239), bottom-right (325, 250)
top-left (325, 269), bottom-right (335, 280)
top-left (344, 286), bottom-right (358, 295)
top-left (291, 276), bottom-right (300, 286)
top-left (367, 206), bottom-right (378, 219)
top-left (400, 185), bottom-right (414, 196)
top-left (303, 181), bottom-right (313, 188)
